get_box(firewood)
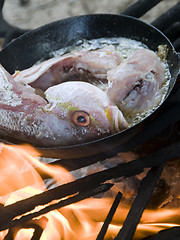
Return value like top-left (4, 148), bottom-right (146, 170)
top-left (4, 217), bottom-right (48, 240)
top-left (114, 164), bottom-right (164, 240)
top-left (0, 183), bottom-right (113, 231)
top-left (96, 192), bottom-right (122, 240)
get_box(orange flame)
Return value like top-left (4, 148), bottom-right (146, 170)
top-left (0, 143), bottom-right (179, 240)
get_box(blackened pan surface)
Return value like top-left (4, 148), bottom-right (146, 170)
top-left (0, 14), bottom-right (179, 159)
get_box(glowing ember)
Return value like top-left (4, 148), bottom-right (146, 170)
top-left (0, 143), bottom-right (179, 239)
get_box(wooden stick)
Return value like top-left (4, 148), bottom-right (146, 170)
top-left (4, 217), bottom-right (48, 240)
top-left (114, 164), bottom-right (164, 240)
top-left (96, 192), bottom-right (122, 240)
top-left (0, 183), bottom-right (113, 231)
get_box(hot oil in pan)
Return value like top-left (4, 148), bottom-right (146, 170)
top-left (49, 37), bottom-right (171, 127)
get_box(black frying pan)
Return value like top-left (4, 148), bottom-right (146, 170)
top-left (0, 14), bottom-right (179, 159)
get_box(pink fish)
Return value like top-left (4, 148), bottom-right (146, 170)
top-left (106, 48), bottom-right (166, 113)
top-left (14, 45), bottom-right (122, 91)
top-left (0, 65), bottom-right (127, 146)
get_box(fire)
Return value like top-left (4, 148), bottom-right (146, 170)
top-left (0, 143), bottom-right (179, 240)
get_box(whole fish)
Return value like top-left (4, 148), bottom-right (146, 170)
top-left (14, 45), bottom-right (122, 91)
top-left (106, 48), bottom-right (167, 114)
top-left (0, 65), bottom-right (128, 146)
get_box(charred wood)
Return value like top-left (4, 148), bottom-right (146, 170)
top-left (0, 183), bottom-right (113, 231)
top-left (147, 178), bottom-right (170, 208)
top-left (96, 192), bottom-right (122, 240)
top-left (114, 164), bottom-right (164, 240)
top-left (4, 217), bottom-right (48, 240)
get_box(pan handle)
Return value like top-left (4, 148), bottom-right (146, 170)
top-left (0, 0), bottom-right (29, 48)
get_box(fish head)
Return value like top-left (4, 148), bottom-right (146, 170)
top-left (44, 81), bottom-right (128, 146)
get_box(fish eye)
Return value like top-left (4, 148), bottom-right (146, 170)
top-left (72, 111), bottom-right (90, 127)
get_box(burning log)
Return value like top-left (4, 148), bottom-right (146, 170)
top-left (114, 164), bottom-right (164, 240)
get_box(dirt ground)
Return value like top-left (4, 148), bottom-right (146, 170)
top-left (2, 0), bottom-right (179, 30)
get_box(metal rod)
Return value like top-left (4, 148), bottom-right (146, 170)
top-left (121, 0), bottom-right (164, 18)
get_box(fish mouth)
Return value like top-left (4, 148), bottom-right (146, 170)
top-left (106, 106), bottom-right (128, 133)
